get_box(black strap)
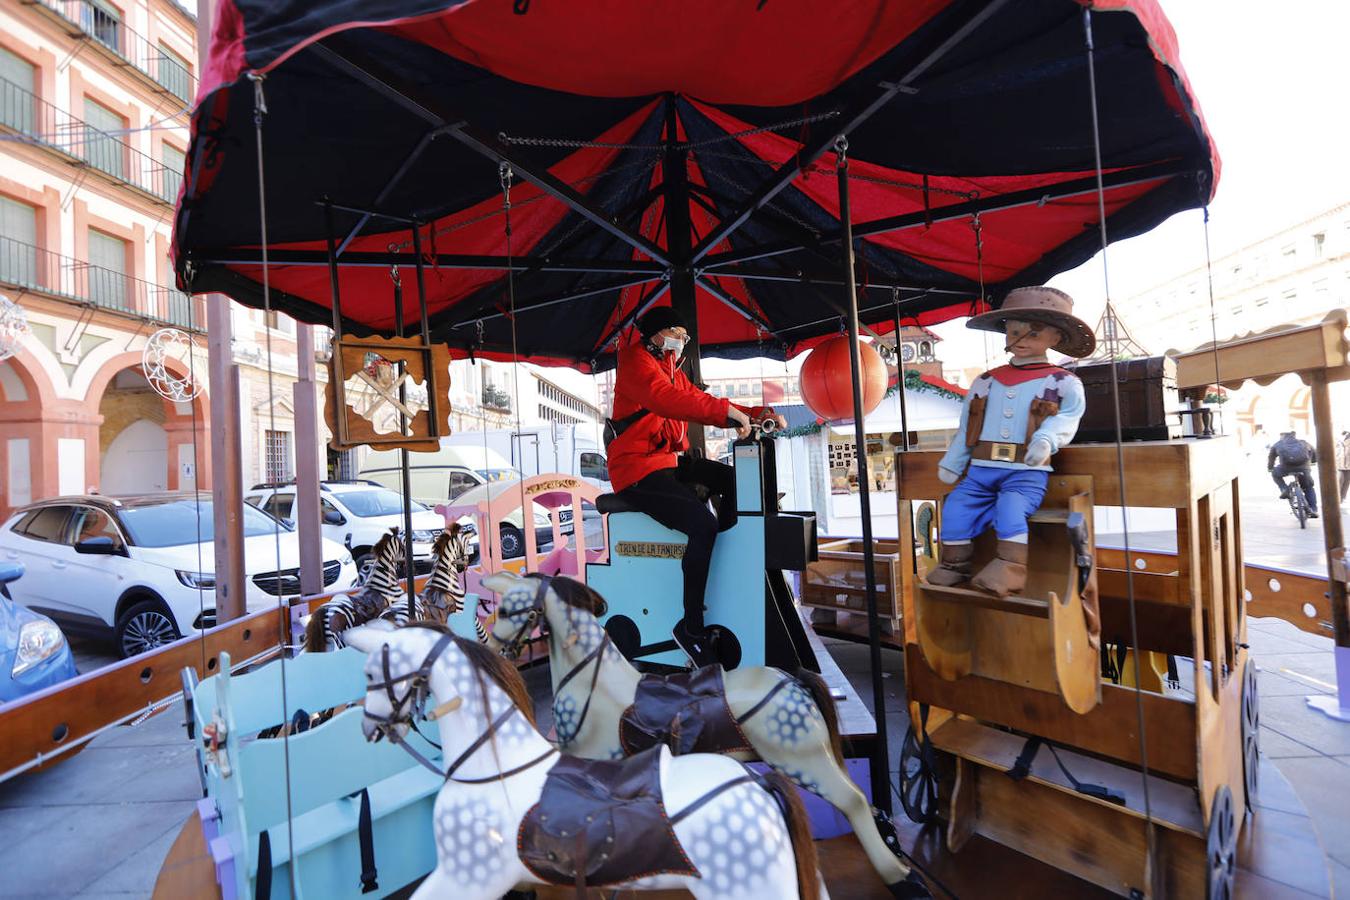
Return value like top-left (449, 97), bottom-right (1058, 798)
top-left (1166, 654), bottom-right (1180, 688)
top-left (255, 830), bottom-right (271, 900)
top-left (555, 632), bottom-right (610, 740)
top-left (735, 675), bottom-right (794, 725)
top-left (1006, 736), bottom-right (1126, 805)
top-left (668, 773), bottom-right (758, 826)
top-left (357, 788), bottom-right (379, 893)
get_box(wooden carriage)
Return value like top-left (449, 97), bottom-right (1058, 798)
top-left (895, 439), bottom-right (1253, 898)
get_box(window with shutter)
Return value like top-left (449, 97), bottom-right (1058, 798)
top-left (0, 195), bottom-right (38, 288)
top-left (83, 97), bottom-right (125, 180)
top-left (0, 47), bottom-right (36, 136)
top-left (87, 228), bottom-right (128, 311)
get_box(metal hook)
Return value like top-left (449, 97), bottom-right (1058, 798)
top-left (833, 135), bottom-right (848, 163)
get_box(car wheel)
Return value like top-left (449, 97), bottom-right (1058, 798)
top-left (116, 600), bottom-right (181, 658)
top-left (355, 553), bottom-right (375, 585)
top-left (500, 524), bottom-right (523, 558)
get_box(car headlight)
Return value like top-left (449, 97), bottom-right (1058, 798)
top-left (340, 551), bottom-right (353, 565)
top-left (13, 620), bottom-right (65, 676)
top-left (411, 529), bottom-right (437, 543)
top-left (176, 570), bottom-right (216, 589)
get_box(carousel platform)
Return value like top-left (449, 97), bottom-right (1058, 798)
top-left (141, 616), bottom-right (1335, 900)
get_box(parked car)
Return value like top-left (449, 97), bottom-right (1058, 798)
top-left (444, 481), bottom-right (557, 559)
top-left (245, 480), bottom-right (446, 582)
top-left (0, 493), bottom-right (358, 658)
top-left (0, 562), bottom-right (78, 703)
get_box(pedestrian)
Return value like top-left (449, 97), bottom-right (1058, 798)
top-left (1337, 430), bottom-right (1350, 504)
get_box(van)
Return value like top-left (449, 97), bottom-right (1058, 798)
top-left (359, 444), bottom-right (515, 508)
top-left (442, 424), bottom-right (610, 491)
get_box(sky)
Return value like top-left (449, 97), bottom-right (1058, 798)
top-left (548, 0), bottom-right (1350, 395)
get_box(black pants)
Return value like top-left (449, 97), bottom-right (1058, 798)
top-left (1339, 469), bottom-right (1349, 502)
top-left (617, 457), bottom-right (736, 629)
top-left (1272, 464), bottom-right (1318, 512)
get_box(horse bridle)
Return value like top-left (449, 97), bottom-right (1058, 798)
top-left (364, 631), bottom-right (556, 781)
top-left (497, 574), bottom-right (554, 659)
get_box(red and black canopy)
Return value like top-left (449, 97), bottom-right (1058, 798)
top-left (173, 0), bottom-right (1218, 371)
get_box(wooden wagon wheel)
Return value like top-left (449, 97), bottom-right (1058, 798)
top-left (899, 723), bottom-right (940, 825)
top-left (1207, 785), bottom-right (1237, 900)
top-left (1241, 658), bottom-right (1260, 812)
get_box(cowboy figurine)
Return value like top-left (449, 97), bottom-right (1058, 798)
top-left (927, 286), bottom-right (1096, 597)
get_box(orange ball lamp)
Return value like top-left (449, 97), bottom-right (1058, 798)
top-left (800, 336), bottom-right (887, 421)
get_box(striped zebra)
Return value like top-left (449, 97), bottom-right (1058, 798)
top-left (420, 523), bottom-right (493, 645)
top-left (304, 529), bottom-right (427, 652)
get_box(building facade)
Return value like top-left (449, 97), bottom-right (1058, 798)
top-left (1118, 202), bottom-right (1350, 441)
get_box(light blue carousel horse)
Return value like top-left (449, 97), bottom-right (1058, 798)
top-left (346, 623), bottom-right (826, 900)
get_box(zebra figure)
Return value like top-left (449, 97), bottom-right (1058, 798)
top-left (304, 528), bottom-right (427, 651)
top-left (420, 523), bottom-right (494, 645)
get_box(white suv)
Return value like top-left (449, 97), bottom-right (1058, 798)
top-left (0, 493), bottom-right (358, 658)
top-left (246, 481), bottom-right (446, 582)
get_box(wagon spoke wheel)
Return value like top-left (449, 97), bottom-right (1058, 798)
top-left (1207, 785), bottom-right (1238, 900)
top-left (899, 724), bottom-right (940, 825)
top-left (1241, 659), bottom-right (1260, 811)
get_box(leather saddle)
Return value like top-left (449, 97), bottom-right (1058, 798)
top-left (620, 665), bottom-right (752, 756)
top-left (517, 747), bottom-right (697, 888)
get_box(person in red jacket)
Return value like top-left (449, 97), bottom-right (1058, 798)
top-left (608, 307), bottom-right (785, 666)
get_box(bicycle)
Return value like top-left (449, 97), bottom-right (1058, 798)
top-left (1279, 475), bottom-right (1311, 529)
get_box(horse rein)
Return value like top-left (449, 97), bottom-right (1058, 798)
top-left (364, 631), bottom-right (555, 782)
top-left (498, 574), bottom-right (553, 659)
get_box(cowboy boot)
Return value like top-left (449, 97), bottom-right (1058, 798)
top-left (926, 543), bottom-right (974, 587)
top-left (971, 540), bottom-right (1028, 597)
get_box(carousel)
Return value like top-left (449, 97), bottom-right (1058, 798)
top-left (1, 1), bottom-right (1342, 898)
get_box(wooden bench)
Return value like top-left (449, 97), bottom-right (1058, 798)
top-left (185, 649), bottom-right (441, 899)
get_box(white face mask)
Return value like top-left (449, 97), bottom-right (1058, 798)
top-left (661, 335), bottom-right (686, 354)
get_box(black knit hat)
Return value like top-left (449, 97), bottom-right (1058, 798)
top-left (638, 307), bottom-right (686, 340)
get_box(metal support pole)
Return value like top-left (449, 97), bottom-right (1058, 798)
top-left (392, 273), bottom-right (418, 616)
top-left (663, 97), bottom-right (705, 454)
top-left (1306, 374), bottom-right (1350, 719)
top-left (837, 138), bottom-right (892, 814)
top-left (294, 323), bottom-right (324, 595)
top-left (893, 304), bottom-right (911, 452)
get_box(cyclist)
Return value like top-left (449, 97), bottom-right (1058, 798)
top-left (1268, 431), bottom-right (1319, 518)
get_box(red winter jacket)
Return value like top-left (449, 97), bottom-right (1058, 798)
top-left (608, 342), bottom-right (756, 492)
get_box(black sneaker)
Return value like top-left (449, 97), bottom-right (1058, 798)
top-left (1279, 487), bottom-right (1290, 499)
top-left (672, 619), bottom-right (718, 667)
top-left (1309, 509), bottom-right (1320, 518)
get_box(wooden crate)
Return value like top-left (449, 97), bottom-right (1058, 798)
top-left (802, 538), bottom-right (904, 629)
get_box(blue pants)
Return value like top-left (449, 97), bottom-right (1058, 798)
top-left (940, 465), bottom-right (1049, 541)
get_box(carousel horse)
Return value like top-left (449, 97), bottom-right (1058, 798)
top-left (345, 623), bottom-right (826, 900)
top-left (305, 528), bottom-right (428, 652)
top-left (483, 570), bottom-right (929, 899)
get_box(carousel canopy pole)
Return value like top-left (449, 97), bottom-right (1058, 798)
top-left (893, 300), bottom-right (911, 451)
top-left (663, 96), bottom-right (705, 453)
top-left (390, 266), bottom-right (418, 617)
top-left (1306, 373), bottom-right (1350, 720)
top-left (199, 0), bottom-right (245, 622)
top-left (293, 322), bottom-right (324, 596)
top-left (836, 136), bottom-right (892, 815)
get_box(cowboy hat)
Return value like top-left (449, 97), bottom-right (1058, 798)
top-left (966, 286), bottom-right (1096, 358)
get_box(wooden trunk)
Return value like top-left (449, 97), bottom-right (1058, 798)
top-left (1070, 356), bottom-right (1181, 443)
top-left (802, 538), bottom-right (904, 628)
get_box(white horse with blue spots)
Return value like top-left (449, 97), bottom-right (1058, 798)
top-left (483, 570), bottom-right (930, 898)
top-left (346, 623), bottom-right (828, 900)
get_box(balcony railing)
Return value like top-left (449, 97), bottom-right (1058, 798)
top-left (0, 77), bottom-right (181, 203)
top-left (481, 384), bottom-right (512, 412)
top-left (0, 234), bottom-right (203, 330)
top-left (30, 0), bottom-right (197, 105)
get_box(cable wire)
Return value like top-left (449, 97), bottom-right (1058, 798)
top-left (1082, 8), bottom-right (1157, 859)
top-left (248, 71), bottom-right (298, 899)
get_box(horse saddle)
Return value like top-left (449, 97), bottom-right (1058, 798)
top-left (517, 747), bottom-right (697, 888)
top-left (619, 665), bottom-right (752, 756)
